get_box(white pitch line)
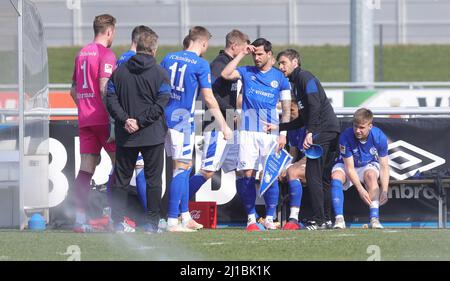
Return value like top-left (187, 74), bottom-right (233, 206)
top-left (203, 242), bottom-right (225, 246)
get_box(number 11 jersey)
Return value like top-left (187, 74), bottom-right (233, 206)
top-left (160, 50), bottom-right (211, 130)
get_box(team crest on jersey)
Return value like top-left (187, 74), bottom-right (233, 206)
top-left (339, 144), bottom-right (346, 154)
top-left (370, 147), bottom-right (378, 156)
top-left (104, 63), bottom-right (113, 74)
top-left (270, 80), bottom-right (279, 88)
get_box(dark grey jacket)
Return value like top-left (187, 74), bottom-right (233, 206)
top-left (107, 53), bottom-right (171, 147)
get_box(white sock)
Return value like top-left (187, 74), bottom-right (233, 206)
top-left (181, 211), bottom-right (192, 223)
top-left (370, 200), bottom-right (380, 209)
top-left (167, 218), bottom-right (179, 227)
top-left (335, 215), bottom-right (344, 220)
top-left (266, 215), bottom-right (274, 222)
top-left (247, 214), bottom-right (256, 225)
top-left (289, 207), bottom-right (300, 220)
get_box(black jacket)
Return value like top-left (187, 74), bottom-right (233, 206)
top-left (203, 50), bottom-right (238, 131)
top-left (107, 53), bottom-right (170, 147)
top-left (279, 67), bottom-right (340, 134)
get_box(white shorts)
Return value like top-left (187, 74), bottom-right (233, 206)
top-left (332, 162), bottom-right (380, 191)
top-left (237, 130), bottom-right (278, 171)
top-left (164, 128), bottom-right (195, 163)
top-left (201, 130), bottom-right (240, 173)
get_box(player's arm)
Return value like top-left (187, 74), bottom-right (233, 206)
top-left (343, 156), bottom-right (372, 206)
top-left (100, 78), bottom-right (110, 101)
top-left (379, 156), bottom-right (390, 205)
top-left (277, 89), bottom-right (291, 151)
top-left (201, 88), bottom-right (232, 140)
top-left (221, 45), bottom-right (254, 80)
top-left (221, 55), bottom-right (243, 80)
top-left (70, 81), bottom-right (77, 105)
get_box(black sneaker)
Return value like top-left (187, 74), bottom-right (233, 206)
top-left (304, 220), bottom-right (327, 231)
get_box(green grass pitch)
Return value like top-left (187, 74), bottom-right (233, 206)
top-left (48, 44), bottom-right (450, 83)
top-left (1, 228), bottom-right (449, 261)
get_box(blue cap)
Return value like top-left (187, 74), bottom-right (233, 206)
top-left (305, 144), bottom-right (323, 159)
top-left (28, 213), bottom-right (46, 231)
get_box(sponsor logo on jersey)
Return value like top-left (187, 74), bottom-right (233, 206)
top-left (340, 144), bottom-right (346, 154)
top-left (370, 147), bottom-right (378, 156)
top-left (104, 63), bottom-right (113, 74)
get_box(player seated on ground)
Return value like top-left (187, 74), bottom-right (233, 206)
top-left (331, 108), bottom-right (389, 229)
top-left (275, 99), bottom-right (306, 230)
top-left (279, 128), bottom-right (307, 230)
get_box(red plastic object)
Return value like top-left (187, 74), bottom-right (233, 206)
top-left (188, 201), bottom-right (217, 229)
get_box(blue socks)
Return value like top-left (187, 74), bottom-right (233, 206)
top-left (288, 179), bottom-right (303, 208)
top-left (263, 181), bottom-right (279, 218)
top-left (331, 179), bottom-right (344, 217)
top-left (370, 201), bottom-right (380, 219)
top-left (167, 168), bottom-right (190, 219)
top-left (180, 167), bottom-right (193, 214)
top-left (189, 173), bottom-right (207, 200)
top-left (135, 167), bottom-right (147, 211)
top-left (236, 177), bottom-right (256, 215)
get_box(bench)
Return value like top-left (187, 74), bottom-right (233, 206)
top-left (277, 177), bottom-right (450, 229)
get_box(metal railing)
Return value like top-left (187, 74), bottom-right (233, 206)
top-left (48, 82), bottom-right (450, 91)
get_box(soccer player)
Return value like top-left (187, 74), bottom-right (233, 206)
top-left (277, 48), bottom-right (339, 230)
top-left (331, 108), bottom-right (389, 229)
top-left (70, 14), bottom-right (117, 233)
top-left (188, 29), bottom-right (250, 201)
top-left (161, 26), bottom-right (232, 232)
top-left (221, 38), bottom-right (291, 231)
top-left (279, 99), bottom-right (307, 230)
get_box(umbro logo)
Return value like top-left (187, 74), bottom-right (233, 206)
top-left (388, 140), bottom-right (446, 180)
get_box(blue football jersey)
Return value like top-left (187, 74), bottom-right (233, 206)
top-left (161, 50), bottom-right (211, 130)
top-left (107, 50), bottom-right (136, 94)
top-left (117, 50), bottom-right (136, 66)
top-left (337, 126), bottom-right (388, 167)
top-left (238, 66), bottom-right (291, 132)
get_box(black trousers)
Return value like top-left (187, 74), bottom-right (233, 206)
top-left (112, 143), bottom-right (164, 226)
top-left (305, 131), bottom-right (339, 225)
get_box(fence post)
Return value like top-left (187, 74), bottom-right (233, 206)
top-left (378, 24), bottom-right (383, 82)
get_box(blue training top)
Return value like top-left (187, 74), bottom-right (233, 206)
top-left (160, 50), bottom-right (211, 131)
top-left (337, 126), bottom-right (388, 167)
top-left (238, 66), bottom-right (291, 132)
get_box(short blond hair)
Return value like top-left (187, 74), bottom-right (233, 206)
top-left (187, 26), bottom-right (212, 42)
top-left (225, 29), bottom-right (249, 48)
top-left (353, 108), bottom-right (373, 124)
top-left (93, 14), bottom-right (116, 36)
